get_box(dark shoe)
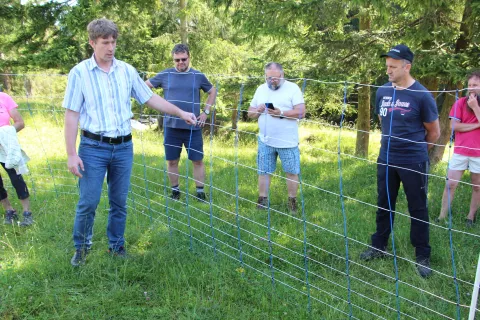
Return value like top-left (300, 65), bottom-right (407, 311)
top-left (71, 249), bottom-right (88, 267)
top-left (287, 197), bottom-right (297, 213)
top-left (256, 196), bottom-right (269, 210)
top-left (359, 247), bottom-right (387, 261)
top-left (466, 218), bottom-right (476, 228)
top-left (108, 246), bottom-right (127, 258)
top-left (4, 209), bottom-right (18, 225)
top-left (196, 191), bottom-right (206, 202)
top-left (20, 211), bottom-right (34, 226)
top-left (416, 256), bottom-right (432, 278)
top-left (171, 190), bottom-right (180, 200)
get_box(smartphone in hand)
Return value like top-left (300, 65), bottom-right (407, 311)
top-left (265, 103), bottom-right (275, 110)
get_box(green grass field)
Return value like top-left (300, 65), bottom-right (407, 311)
top-left (1, 107), bottom-right (480, 319)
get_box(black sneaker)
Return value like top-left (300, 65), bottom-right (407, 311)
top-left (416, 256), bottom-right (432, 278)
top-left (4, 209), bottom-right (18, 225)
top-left (20, 211), bottom-right (34, 226)
top-left (171, 190), bottom-right (180, 200)
top-left (196, 191), bottom-right (206, 202)
top-left (108, 246), bottom-right (127, 258)
top-left (359, 247), bottom-right (387, 261)
top-left (71, 249), bottom-right (88, 267)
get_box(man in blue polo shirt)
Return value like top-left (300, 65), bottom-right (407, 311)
top-left (359, 45), bottom-right (440, 278)
top-left (146, 44), bottom-right (217, 201)
top-left (64, 19), bottom-right (196, 266)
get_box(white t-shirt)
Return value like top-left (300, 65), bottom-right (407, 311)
top-left (250, 80), bottom-right (304, 148)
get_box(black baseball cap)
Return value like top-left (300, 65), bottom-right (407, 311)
top-left (380, 44), bottom-right (414, 63)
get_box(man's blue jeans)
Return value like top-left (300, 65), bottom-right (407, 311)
top-left (73, 136), bottom-right (133, 251)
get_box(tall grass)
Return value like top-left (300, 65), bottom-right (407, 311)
top-left (1, 108), bottom-right (479, 319)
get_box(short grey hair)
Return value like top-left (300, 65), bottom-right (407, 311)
top-left (172, 44), bottom-right (190, 56)
top-left (87, 18), bottom-right (118, 41)
top-left (402, 59), bottom-right (412, 67)
top-left (264, 62), bottom-right (284, 73)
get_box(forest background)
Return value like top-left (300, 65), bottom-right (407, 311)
top-left (0, 0), bottom-right (479, 162)
top-left (1, 1), bottom-right (480, 318)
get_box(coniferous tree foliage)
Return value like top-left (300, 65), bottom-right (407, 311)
top-left (1, 0), bottom-right (478, 160)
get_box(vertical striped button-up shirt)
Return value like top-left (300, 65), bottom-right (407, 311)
top-left (63, 55), bottom-right (153, 137)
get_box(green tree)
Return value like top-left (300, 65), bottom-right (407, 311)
top-left (214, 0), bottom-right (480, 162)
top-left (428, 0), bottom-right (478, 165)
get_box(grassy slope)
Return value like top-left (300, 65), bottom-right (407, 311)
top-left (1, 107), bottom-right (479, 319)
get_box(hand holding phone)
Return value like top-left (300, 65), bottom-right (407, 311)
top-left (265, 103), bottom-right (275, 110)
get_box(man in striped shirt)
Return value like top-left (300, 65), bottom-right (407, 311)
top-left (63, 18), bottom-right (196, 267)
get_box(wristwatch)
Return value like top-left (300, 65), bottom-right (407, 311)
top-left (204, 109), bottom-right (210, 115)
top-left (279, 110), bottom-right (284, 119)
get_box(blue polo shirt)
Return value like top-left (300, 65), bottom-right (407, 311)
top-left (375, 81), bottom-right (438, 164)
top-left (149, 68), bottom-right (213, 130)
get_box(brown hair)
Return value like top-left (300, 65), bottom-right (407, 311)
top-left (87, 18), bottom-right (118, 41)
top-left (468, 70), bottom-right (480, 82)
top-left (466, 71), bottom-right (480, 112)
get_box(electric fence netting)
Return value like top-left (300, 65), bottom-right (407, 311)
top-left (4, 72), bottom-right (480, 320)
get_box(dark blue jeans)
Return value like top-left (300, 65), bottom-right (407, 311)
top-left (73, 136), bottom-right (133, 251)
top-left (371, 160), bottom-right (431, 258)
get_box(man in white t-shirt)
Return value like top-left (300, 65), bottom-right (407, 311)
top-left (247, 62), bottom-right (305, 212)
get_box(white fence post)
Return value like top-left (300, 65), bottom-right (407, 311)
top-left (469, 252), bottom-right (480, 320)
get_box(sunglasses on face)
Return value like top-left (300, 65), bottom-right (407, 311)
top-left (174, 58), bottom-right (188, 62)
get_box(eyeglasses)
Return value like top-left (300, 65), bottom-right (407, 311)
top-left (174, 58), bottom-right (188, 62)
top-left (265, 76), bottom-right (282, 82)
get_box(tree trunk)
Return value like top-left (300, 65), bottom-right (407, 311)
top-left (354, 11), bottom-right (371, 157)
top-left (204, 110), bottom-right (217, 135)
top-left (456, 0), bottom-right (472, 52)
top-left (1, 73), bottom-right (11, 91)
top-left (355, 84), bottom-right (370, 157)
top-left (419, 76), bottom-right (438, 99)
top-left (211, 111), bottom-right (217, 135)
top-left (231, 90), bottom-right (240, 129)
top-left (179, 0), bottom-right (188, 44)
top-left (231, 107), bottom-right (238, 130)
top-left (429, 81), bottom-right (462, 165)
top-left (24, 77), bottom-right (32, 97)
